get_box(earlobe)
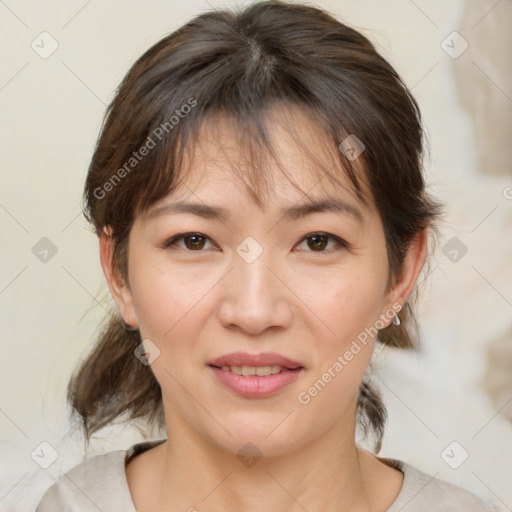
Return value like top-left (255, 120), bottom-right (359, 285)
top-left (99, 229), bottom-right (138, 329)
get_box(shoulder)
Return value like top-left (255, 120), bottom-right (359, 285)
top-left (35, 441), bottom-right (163, 512)
top-left (385, 458), bottom-right (504, 512)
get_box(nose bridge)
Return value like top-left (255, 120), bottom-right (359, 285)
top-left (236, 239), bottom-right (272, 294)
top-left (234, 235), bottom-right (278, 303)
top-left (218, 236), bottom-right (291, 334)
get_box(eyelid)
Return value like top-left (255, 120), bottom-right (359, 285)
top-left (295, 232), bottom-right (348, 252)
top-left (162, 232), bottom-right (218, 250)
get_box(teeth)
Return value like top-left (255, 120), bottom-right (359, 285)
top-left (220, 365), bottom-right (283, 376)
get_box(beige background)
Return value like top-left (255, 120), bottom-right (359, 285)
top-left (1, 0), bottom-right (511, 510)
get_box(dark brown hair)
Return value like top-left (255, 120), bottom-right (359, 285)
top-left (70, 0), bottom-right (441, 452)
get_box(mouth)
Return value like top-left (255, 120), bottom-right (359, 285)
top-left (207, 352), bottom-right (305, 397)
top-left (208, 364), bottom-right (302, 376)
top-left (208, 351), bottom-right (304, 371)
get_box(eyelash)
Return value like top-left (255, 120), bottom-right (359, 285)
top-left (162, 232), bottom-right (348, 253)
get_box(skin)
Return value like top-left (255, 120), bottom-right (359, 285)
top-left (100, 111), bottom-right (427, 512)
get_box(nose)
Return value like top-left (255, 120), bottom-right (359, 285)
top-left (217, 248), bottom-right (293, 336)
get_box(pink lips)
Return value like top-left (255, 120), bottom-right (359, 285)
top-left (208, 352), bottom-right (304, 398)
top-left (208, 351), bottom-right (303, 370)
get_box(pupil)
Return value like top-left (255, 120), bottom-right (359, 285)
top-left (309, 234), bottom-right (327, 251)
top-left (185, 235), bottom-right (205, 250)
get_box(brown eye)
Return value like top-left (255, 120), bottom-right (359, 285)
top-left (163, 233), bottom-right (215, 251)
top-left (183, 234), bottom-right (207, 250)
top-left (295, 232), bottom-right (347, 253)
top-left (307, 234), bottom-right (329, 251)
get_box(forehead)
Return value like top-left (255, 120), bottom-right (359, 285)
top-left (166, 106), bottom-right (372, 214)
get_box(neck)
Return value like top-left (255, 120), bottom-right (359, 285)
top-left (144, 410), bottom-right (376, 512)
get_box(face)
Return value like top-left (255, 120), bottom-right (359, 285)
top-left (104, 111), bottom-right (423, 458)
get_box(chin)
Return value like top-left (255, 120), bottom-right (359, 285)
top-left (203, 414), bottom-right (308, 460)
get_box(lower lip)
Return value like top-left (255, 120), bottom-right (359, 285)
top-left (209, 366), bottom-right (303, 398)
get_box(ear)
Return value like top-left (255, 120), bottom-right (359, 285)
top-left (382, 228), bottom-right (428, 323)
top-left (99, 228), bottom-right (138, 329)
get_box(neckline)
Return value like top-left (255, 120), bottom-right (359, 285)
top-left (122, 440), bottom-right (409, 511)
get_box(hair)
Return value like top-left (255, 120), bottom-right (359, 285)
top-left (69, 0), bottom-right (442, 452)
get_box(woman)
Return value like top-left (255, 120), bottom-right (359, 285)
top-left (36, 1), bottom-right (501, 510)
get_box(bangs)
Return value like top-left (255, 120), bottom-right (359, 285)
top-left (130, 99), bottom-right (371, 221)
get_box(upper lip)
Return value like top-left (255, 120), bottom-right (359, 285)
top-left (208, 352), bottom-right (303, 370)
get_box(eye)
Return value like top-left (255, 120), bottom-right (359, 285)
top-left (163, 232), bottom-right (216, 251)
top-left (295, 232), bottom-right (347, 252)
top-left (163, 231), bottom-right (348, 253)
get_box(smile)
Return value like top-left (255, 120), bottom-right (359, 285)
top-left (209, 365), bottom-right (304, 397)
top-left (217, 365), bottom-right (285, 376)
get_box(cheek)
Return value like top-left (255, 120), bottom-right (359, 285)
top-left (292, 268), bottom-right (386, 419)
top-left (127, 246), bottom-right (209, 339)
top-left (336, 270), bottom-right (387, 326)
top-left (300, 258), bottom-right (388, 352)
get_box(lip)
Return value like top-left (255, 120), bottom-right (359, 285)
top-left (208, 352), bottom-right (303, 370)
top-left (207, 352), bottom-right (304, 398)
top-left (209, 366), bottom-right (304, 398)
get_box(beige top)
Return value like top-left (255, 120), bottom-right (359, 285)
top-left (36, 440), bottom-right (502, 511)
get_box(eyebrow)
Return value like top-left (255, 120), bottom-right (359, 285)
top-left (282, 197), bottom-right (363, 223)
top-left (147, 196), bottom-right (363, 223)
